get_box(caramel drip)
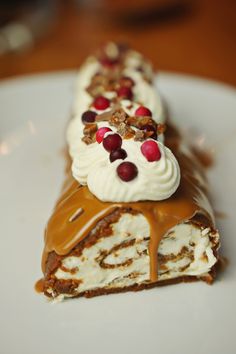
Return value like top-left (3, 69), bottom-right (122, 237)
top-left (42, 149), bottom-right (213, 282)
top-left (142, 198), bottom-right (197, 281)
top-left (35, 278), bottom-right (44, 293)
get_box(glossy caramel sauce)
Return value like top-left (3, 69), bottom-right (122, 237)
top-left (35, 278), bottom-right (44, 293)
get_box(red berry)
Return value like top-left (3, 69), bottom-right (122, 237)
top-left (100, 57), bottom-right (119, 67)
top-left (103, 133), bottom-right (122, 152)
top-left (117, 86), bottom-right (133, 100)
top-left (96, 127), bottom-right (112, 143)
top-left (93, 96), bottom-right (110, 110)
top-left (141, 141), bottom-right (161, 162)
top-left (117, 162), bottom-right (138, 182)
top-left (81, 110), bottom-right (97, 123)
top-left (109, 148), bottom-right (127, 162)
top-left (135, 106), bottom-right (152, 117)
top-left (140, 124), bottom-right (157, 140)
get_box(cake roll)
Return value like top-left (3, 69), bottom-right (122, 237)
top-left (38, 43), bottom-right (220, 300)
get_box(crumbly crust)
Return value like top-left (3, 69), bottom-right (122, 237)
top-left (44, 268), bottom-right (217, 299)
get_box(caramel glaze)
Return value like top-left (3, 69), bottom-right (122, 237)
top-left (35, 278), bottom-right (44, 293)
top-left (42, 131), bottom-right (214, 283)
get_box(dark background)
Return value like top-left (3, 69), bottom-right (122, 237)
top-left (0, 0), bottom-right (235, 85)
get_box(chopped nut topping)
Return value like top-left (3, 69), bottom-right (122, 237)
top-left (157, 123), bottom-right (166, 135)
top-left (117, 123), bottom-right (135, 139)
top-left (82, 123), bottom-right (98, 145)
top-left (87, 84), bottom-right (105, 97)
top-left (96, 111), bottom-right (113, 122)
top-left (82, 135), bottom-right (94, 144)
top-left (86, 69), bottom-right (129, 98)
top-left (126, 116), bottom-right (155, 129)
top-left (87, 73), bottom-right (108, 97)
top-left (134, 130), bottom-right (146, 141)
top-left (110, 108), bottom-right (128, 127)
top-left (82, 50), bottom-right (167, 145)
top-left (119, 77), bottom-right (134, 88)
top-left (83, 123), bottom-right (97, 135)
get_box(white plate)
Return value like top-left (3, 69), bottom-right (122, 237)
top-left (1, 72), bottom-right (236, 354)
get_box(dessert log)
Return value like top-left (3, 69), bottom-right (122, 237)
top-left (38, 43), bottom-right (220, 300)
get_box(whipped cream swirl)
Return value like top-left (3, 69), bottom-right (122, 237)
top-left (72, 140), bottom-right (180, 202)
top-left (68, 44), bottom-right (180, 203)
top-left (72, 53), bottom-right (165, 124)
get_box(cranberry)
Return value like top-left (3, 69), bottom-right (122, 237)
top-left (93, 96), bottom-right (110, 110)
top-left (100, 57), bottom-right (119, 67)
top-left (141, 141), bottom-right (161, 162)
top-left (109, 148), bottom-right (127, 162)
top-left (135, 106), bottom-right (152, 117)
top-left (103, 133), bottom-right (122, 152)
top-left (117, 162), bottom-right (138, 182)
top-left (140, 124), bottom-right (157, 140)
top-left (117, 87), bottom-right (133, 100)
top-left (81, 110), bottom-right (97, 124)
top-left (96, 127), bottom-right (112, 143)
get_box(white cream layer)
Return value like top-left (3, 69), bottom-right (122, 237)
top-left (49, 213), bottom-right (219, 298)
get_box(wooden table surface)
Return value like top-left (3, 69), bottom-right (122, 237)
top-left (0, 0), bottom-right (236, 86)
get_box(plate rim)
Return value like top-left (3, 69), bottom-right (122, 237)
top-left (0, 69), bottom-right (235, 95)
